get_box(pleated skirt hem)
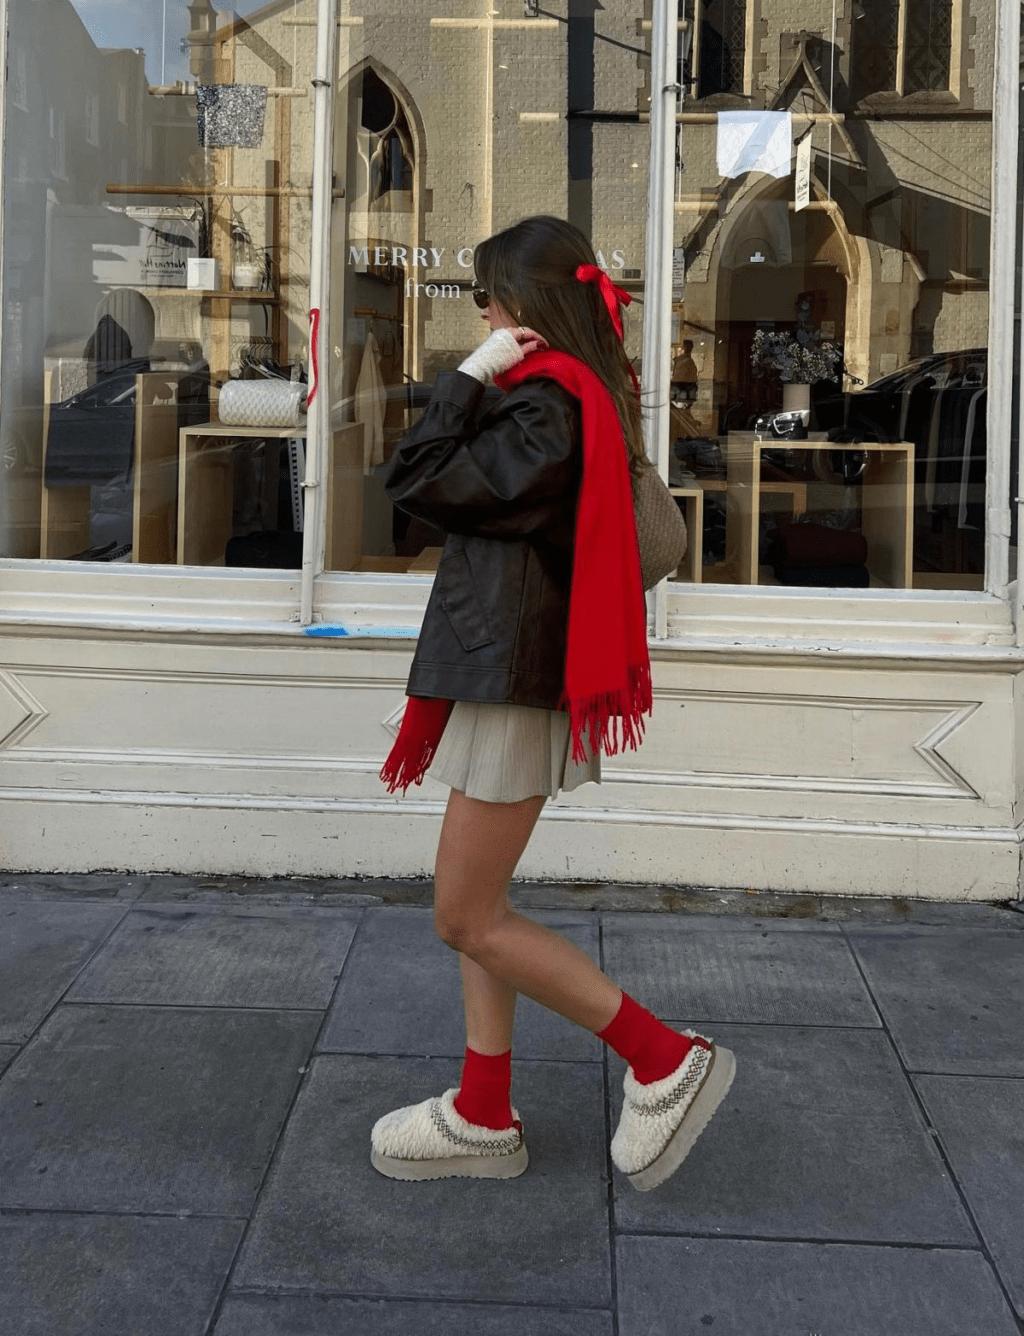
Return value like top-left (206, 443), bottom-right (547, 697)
top-left (427, 701), bottom-right (601, 803)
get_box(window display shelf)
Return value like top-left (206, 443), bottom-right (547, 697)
top-left (725, 433), bottom-right (915, 588)
top-left (177, 421), bottom-right (365, 570)
top-left (139, 287), bottom-right (280, 304)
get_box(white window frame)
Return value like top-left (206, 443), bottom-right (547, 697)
top-left (0, 0), bottom-right (1019, 655)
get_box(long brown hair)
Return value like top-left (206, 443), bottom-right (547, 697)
top-left (472, 216), bottom-right (645, 472)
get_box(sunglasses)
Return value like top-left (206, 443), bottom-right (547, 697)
top-left (471, 286), bottom-right (490, 310)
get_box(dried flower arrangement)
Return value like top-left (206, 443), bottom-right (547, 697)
top-left (750, 328), bottom-right (843, 385)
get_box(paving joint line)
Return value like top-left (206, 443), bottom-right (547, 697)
top-left (598, 912), bottom-right (622, 1336)
top-left (839, 920), bottom-right (1024, 1332)
top-left (224, 1284), bottom-right (615, 1312)
top-left (200, 903), bottom-right (373, 1336)
top-left (0, 898), bottom-right (136, 1073)
top-left (311, 1050), bottom-right (601, 1066)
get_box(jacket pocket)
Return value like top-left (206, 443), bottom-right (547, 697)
top-left (437, 547), bottom-right (495, 652)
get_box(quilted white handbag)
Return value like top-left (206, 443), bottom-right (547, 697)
top-left (218, 379), bottom-right (306, 428)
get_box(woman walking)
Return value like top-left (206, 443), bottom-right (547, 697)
top-left (374, 216), bottom-right (734, 1191)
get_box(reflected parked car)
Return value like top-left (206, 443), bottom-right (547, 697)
top-left (757, 348), bottom-right (988, 529)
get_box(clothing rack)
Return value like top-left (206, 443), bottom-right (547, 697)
top-left (353, 306), bottom-right (401, 322)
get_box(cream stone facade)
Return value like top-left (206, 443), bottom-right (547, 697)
top-left (0, 0), bottom-right (1021, 899)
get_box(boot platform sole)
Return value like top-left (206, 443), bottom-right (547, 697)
top-left (627, 1045), bottom-right (736, 1192)
top-left (371, 1143), bottom-right (529, 1181)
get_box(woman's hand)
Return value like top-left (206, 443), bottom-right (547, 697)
top-left (458, 327), bottom-right (548, 383)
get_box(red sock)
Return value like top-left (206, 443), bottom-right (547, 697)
top-left (453, 1047), bottom-right (514, 1130)
top-left (597, 992), bottom-right (698, 1085)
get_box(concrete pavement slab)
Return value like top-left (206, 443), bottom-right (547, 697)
top-left (233, 1054), bottom-right (610, 1305)
top-left (0, 899), bottom-right (127, 1042)
top-left (601, 915), bottom-right (880, 1026)
top-left (915, 1074), bottom-right (1024, 1316)
top-left (0, 1213), bottom-right (243, 1336)
top-left (612, 1025), bottom-right (974, 1244)
top-left (0, 1004), bottom-right (319, 1214)
top-left (845, 927), bottom-right (1024, 1075)
top-left (320, 907), bottom-right (601, 1062)
top-left (1, 1044), bottom-right (18, 1076)
top-left (615, 1237), bottom-right (1020, 1336)
top-left (213, 1295), bottom-right (613, 1335)
top-left (65, 904), bottom-right (361, 1009)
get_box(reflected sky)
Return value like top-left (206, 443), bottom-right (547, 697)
top-left (72, 0), bottom-right (286, 85)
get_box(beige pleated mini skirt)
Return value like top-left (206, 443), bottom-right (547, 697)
top-left (428, 701), bottom-right (601, 803)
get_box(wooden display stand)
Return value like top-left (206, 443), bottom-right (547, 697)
top-left (725, 433), bottom-right (914, 587)
top-left (668, 486), bottom-right (704, 583)
top-left (176, 420), bottom-right (365, 569)
top-left (40, 371), bottom-right (183, 562)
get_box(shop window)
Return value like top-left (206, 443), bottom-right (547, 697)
top-left (850, 0), bottom-right (955, 101)
top-left (0, 0), bottom-right (315, 567)
top-left (0, 0), bottom-right (1002, 607)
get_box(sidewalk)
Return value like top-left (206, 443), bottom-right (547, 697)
top-left (1, 873), bottom-right (1022, 1335)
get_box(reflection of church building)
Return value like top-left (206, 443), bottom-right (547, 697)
top-left (213, 0), bottom-right (992, 427)
top-left (672, 6), bottom-right (991, 433)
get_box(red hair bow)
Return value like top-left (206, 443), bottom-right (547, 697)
top-left (575, 263), bottom-right (632, 340)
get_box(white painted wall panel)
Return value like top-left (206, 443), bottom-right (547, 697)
top-left (0, 630), bottom-right (1020, 898)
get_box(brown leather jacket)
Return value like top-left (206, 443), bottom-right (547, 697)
top-left (385, 369), bottom-right (582, 708)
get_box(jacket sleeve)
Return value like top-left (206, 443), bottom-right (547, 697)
top-left (384, 370), bottom-right (581, 538)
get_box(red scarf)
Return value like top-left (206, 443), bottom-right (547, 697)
top-left (380, 349), bottom-right (651, 794)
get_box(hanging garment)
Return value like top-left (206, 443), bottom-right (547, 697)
top-left (197, 84), bottom-right (268, 149)
top-left (354, 332), bottom-right (387, 473)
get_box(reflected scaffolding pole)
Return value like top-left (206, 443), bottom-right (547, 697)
top-left (300, 0), bottom-right (340, 626)
top-left (641, 0), bottom-right (688, 640)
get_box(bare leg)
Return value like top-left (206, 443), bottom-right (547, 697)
top-left (460, 954), bottom-right (517, 1055)
top-left (436, 789), bottom-right (622, 1038)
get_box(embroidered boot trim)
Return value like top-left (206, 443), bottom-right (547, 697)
top-left (430, 1099), bottom-right (524, 1156)
top-left (626, 1043), bottom-right (714, 1118)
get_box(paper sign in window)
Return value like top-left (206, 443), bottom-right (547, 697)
top-left (716, 111), bottom-right (793, 180)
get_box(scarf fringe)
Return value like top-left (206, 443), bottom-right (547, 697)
top-left (379, 697), bottom-right (453, 794)
top-left (379, 737), bottom-right (438, 795)
top-left (567, 660), bottom-right (652, 763)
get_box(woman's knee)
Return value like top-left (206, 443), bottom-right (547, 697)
top-left (434, 902), bottom-right (499, 957)
top-left (434, 905), bottom-right (468, 952)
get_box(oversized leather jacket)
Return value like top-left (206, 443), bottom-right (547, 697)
top-left (385, 369), bottom-right (582, 709)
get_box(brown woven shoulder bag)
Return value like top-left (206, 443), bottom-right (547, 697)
top-left (631, 458), bottom-right (688, 589)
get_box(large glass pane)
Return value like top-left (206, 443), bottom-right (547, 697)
top-left (666, 0), bottom-right (993, 590)
top-left (1, 0), bottom-right (314, 568)
top-left (324, 0), bottom-right (649, 575)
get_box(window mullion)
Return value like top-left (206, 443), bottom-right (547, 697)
top-left (895, 0), bottom-right (909, 97)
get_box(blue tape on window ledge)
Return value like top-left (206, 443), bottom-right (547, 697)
top-left (304, 624), bottom-right (417, 638)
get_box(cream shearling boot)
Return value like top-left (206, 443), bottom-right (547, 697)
top-left (610, 1034), bottom-right (735, 1191)
top-left (370, 1087), bottom-right (529, 1181)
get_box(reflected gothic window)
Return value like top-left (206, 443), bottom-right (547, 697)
top-left (693, 0), bottom-right (748, 98)
top-left (361, 70), bottom-right (413, 204)
top-left (850, 0), bottom-right (955, 101)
